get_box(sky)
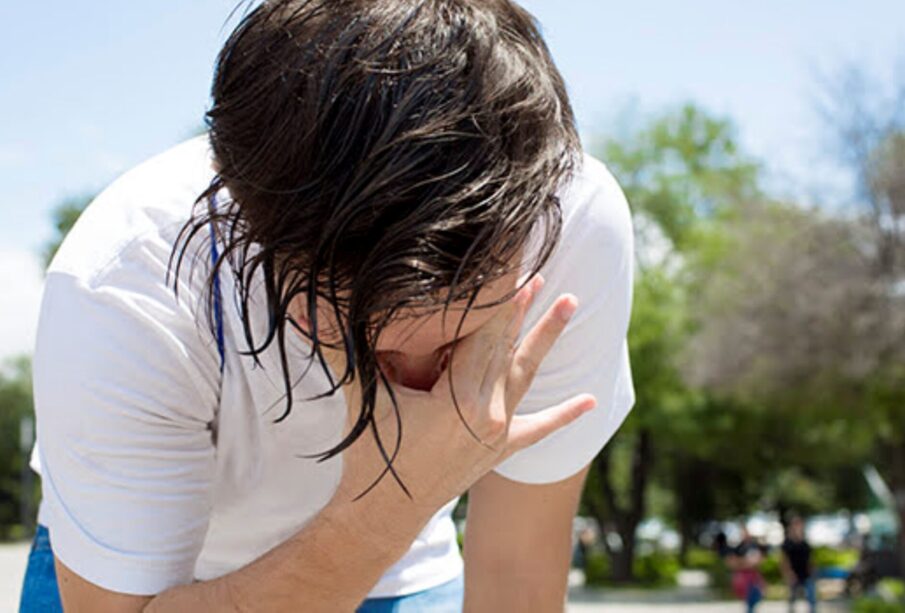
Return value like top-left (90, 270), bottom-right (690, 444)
top-left (0, 0), bottom-right (903, 358)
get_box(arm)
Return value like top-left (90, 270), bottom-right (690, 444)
top-left (54, 279), bottom-right (588, 612)
top-left (463, 465), bottom-right (589, 613)
top-left (779, 548), bottom-right (794, 584)
top-left (56, 488), bottom-right (434, 613)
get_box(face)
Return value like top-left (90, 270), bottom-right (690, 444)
top-left (375, 270), bottom-right (521, 389)
top-left (290, 267), bottom-right (523, 391)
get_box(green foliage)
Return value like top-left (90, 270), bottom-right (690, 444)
top-left (583, 550), bottom-right (679, 588)
top-left (579, 85), bottom-right (905, 589)
top-left (879, 579), bottom-right (905, 600)
top-left (633, 551), bottom-right (680, 587)
top-left (812, 546), bottom-right (859, 571)
top-left (683, 547), bottom-right (719, 570)
top-left (0, 356), bottom-right (38, 540)
top-left (853, 597), bottom-right (905, 613)
top-left (683, 547), bottom-right (733, 594)
top-left (761, 468), bottom-right (837, 516)
top-left (43, 194), bottom-right (92, 269)
top-left (583, 103), bottom-right (777, 583)
top-left (759, 551), bottom-right (782, 585)
top-left (603, 103), bottom-right (760, 250)
top-left (627, 267), bottom-right (692, 429)
top-left (583, 550), bottom-right (611, 586)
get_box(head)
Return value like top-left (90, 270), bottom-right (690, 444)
top-left (171, 0), bottom-right (579, 492)
top-left (296, 262), bottom-right (525, 391)
top-left (788, 516), bottom-right (805, 540)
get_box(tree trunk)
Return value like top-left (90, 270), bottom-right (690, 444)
top-left (678, 517), bottom-right (693, 567)
top-left (673, 455), bottom-right (716, 567)
top-left (610, 540), bottom-right (636, 583)
top-left (587, 429), bottom-right (653, 583)
top-left (889, 441), bottom-right (905, 579)
top-left (896, 503), bottom-right (905, 580)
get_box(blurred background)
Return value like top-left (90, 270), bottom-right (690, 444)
top-left (1, 1), bottom-right (903, 610)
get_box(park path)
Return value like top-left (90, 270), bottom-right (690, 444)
top-left (567, 579), bottom-right (850, 612)
top-left (1, 541), bottom-right (30, 610)
top-left (1, 541), bottom-right (851, 612)
top-left (569, 604), bottom-right (849, 612)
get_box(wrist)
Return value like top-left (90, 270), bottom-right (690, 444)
top-left (323, 485), bottom-right (434, 557)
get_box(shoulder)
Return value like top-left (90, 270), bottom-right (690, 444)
top-left (48, 135), bottom-right (216, 287)
top-left (558, 152), bottom-right (633, 249)
top-left (531, 152), bottom-right (633, 305)
top-left (36, 137), bottom-right (221, 395)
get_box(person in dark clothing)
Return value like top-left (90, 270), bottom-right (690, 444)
top-left (714, 531), bottom-right (731, 557)
top-left (781, 516), bottom-right (817, 612)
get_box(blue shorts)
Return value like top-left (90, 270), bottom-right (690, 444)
top-left (19, 524), bottom-right (463, 612)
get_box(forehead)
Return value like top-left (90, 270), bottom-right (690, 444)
top-left (376, 269), bottom-right (521, 356)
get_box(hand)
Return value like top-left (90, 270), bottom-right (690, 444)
top-left (324, 276), bottom-right (597, 516)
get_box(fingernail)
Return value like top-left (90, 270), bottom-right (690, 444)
top-left (558, 296), bottom-right (578, 321)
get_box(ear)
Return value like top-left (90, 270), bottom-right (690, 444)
top-left (286, 300), bottom-right (313, 338)
top-left (294, 312), bottom-right (311, 334)
top-left (289, 298), bottom-right (346, 345)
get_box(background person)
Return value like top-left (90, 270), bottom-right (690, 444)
top-left (727, 526), bottom-right (766, 613)
top-left (782, 516), bottom-right (817, 612)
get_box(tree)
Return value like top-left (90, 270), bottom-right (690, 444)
top-left (685, 194), bottom-right (902, 566)
top-left (818, 63), bottom-right (905, 575)
top-left (0, 193), bottom-right (95, 539)
top-left (0, 357), bottom-right (38, 539)
top-left (582, 103), bottom-right (763, 581)
top-left (43, 194), bottom-right (93, 269)
top-left (686, 63), bottom-right (905, 570)
top-left (584, 267), bottom-right (690, 580)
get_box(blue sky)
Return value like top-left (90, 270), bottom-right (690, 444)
top-left (0, 0), bottom-right (903, 356)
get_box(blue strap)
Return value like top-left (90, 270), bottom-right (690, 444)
top-left (209, 219), bottom-right (225, 373)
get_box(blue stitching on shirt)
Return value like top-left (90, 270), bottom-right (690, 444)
top-left (208, 198), bottom-right (225, 373)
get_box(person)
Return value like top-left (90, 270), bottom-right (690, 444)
top-left (781, 517), bottom-right (817, 612)
top-left (715, 531), bottom-right (731, 558)
top-left (18, 1), bottom-right (635, 611)
top-left (727, 527), bottom-right (766, 613)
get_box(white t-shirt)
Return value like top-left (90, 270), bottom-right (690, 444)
top-left (30, 135), bottom-right (635, 598)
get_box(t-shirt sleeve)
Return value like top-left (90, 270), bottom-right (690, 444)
top-left (493, 161), bottom-right (635, 484)
top-left (33, 263), bottom-right (221, 595)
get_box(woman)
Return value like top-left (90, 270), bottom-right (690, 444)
top-left (20, 1), bottom-right (635, 611)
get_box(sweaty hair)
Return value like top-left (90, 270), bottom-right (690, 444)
top-left (170, 0), bottom-right (579, 497)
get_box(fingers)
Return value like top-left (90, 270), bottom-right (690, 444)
top-left (500, 275), bottom-right (544, 353)
top-left (478, 275), bottom-right (543, 400)
top-left (433, 275), bottom-right (541, 402)
top-left (506, 394), bottom-right (597, 450)
top-left (506, 293), bottom-right (578, 410)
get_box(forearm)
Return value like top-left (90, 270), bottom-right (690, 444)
top-left (462, 469), bottom-right (585, 613)
top-left (780, 558), bottom-right (793, 582)
top-left (146, 496), bottom-right (431, 613)
top-left (464, 552), bottom-right (571, 613)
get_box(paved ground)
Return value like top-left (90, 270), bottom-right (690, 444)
top-left (1, 541), bottom-right (30, 611)
top-left (568, 603), bottom-right (849, 612)
top-left (2, 540), bottom-right (852, 611)
top-left (567, 583), bottom-right (850, 611)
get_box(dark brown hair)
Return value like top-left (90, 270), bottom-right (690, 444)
top-left (170, 0), bottom-right (579, 497)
